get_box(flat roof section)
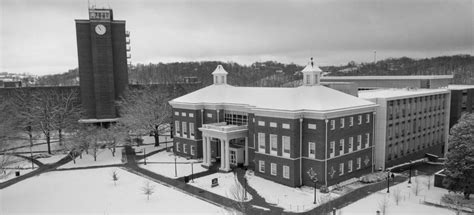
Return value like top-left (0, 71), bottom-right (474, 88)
top-left (359, 88), bottom-right (449, 99)
top-left (447, 85), bottom-right (474, 90)
top-left (321, 75), bottom-right (453, 80)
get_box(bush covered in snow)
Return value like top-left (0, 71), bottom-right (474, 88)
top-left (360, 172), bottom-right (387, 183)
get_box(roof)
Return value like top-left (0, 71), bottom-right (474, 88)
top-left (301, 63), bottom-right (322, 73)
top-left (447, 85), bottom-right (474, 90)
top-left (321, 75), bottom-right (453, 80)
top-left (170, 84), bottom-right (376, 112)
top-left (359, 88), bottom-right (449, 99)
top-left (211, 65), bottom-right (228, 75)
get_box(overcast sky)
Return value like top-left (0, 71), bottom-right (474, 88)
top-left (1, 0), bottom-right (472, 76)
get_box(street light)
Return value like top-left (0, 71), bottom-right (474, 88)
top-left (191, 162), bottom-right (194, 183)
top-left (408, 160), bottom-right (412, 184)
top-left (386, 169), bottom-right (390, 193)
top-left (244, 167), bottom-right (248, 200)
top-left (307, 168), bottom-right (319, 204)
top-left (174, 156), bottom-right (178, 177)
top-left (143, 148), bottom-right (147, 165)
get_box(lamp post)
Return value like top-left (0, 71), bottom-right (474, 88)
top-left (307, 168), bottom-right (318, 204)
top-left (408, 160), bottom-right (412, 184)
top-left (191, 162), bottom-right (194, 183)
top-left (143, 148), bottom-right (147, 165)
top-left (244, 167), bottom-right (248, 200)
top-left (174, 156), bottom-right (178, 177)
top-left (386, 170), bottom-right (390, 193)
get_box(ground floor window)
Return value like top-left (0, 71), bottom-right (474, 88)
top-left (176, 142), bottom-right (180, 152)
top-left (357, 157), bottom-right (361, 169)
top-left (339, 163), bottom-right (344, 176)
top-left (283, 165), bottom-right (290, 179)
top-left (271, 163), bottom-right (277, 176)
top-left (183, 144), bottom-right (187, 153)
top-left (230, 150), bottom-right (236, 165)
top-left (259, 160), bottom-right (265, 173)
top-left (190, 145), bottom-right (195, 155)
top-left (348, 160), bottom-right (353, 173)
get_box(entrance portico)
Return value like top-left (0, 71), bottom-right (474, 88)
top-left (199, 122), bottom-right (248, 172)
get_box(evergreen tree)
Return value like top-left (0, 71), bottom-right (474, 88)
top-left (443, 113), bottom-right (474, 200)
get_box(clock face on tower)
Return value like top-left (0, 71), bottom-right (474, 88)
top-left (95, 24), bottom-right (106, 35)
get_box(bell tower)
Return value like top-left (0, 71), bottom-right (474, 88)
top-left (301, 57), bottom-right (322, 86)
top-left (212, 65), bottom-right (228, 85)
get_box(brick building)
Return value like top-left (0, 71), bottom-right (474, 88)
top-left (359, 88), bottom-right (451, 170)
top-left (169, 61), bottom-right (378, 187)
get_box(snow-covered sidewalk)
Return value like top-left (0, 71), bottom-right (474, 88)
top-left (340, 175), bottom-right (453, 215)
top-left (0, 155), bottom-right (38, 183)
top-left (0, 168), bottom-right (226, 214)
top-left (58, 149), bottom-right (122, 169)
top-left (245, 171), bottom-right (339, 212)
top-left (189, 172), bottom-right (253, 202)
top-left (138, 151), bottom-right (207, 179)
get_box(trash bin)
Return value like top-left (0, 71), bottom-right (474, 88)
top-left (15, 171), bottom-right (20, 177)
top-left (184, 176), bottom-right (189, 183)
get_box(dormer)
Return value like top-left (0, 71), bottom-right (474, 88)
top-left (301, 57), bottom-right (322, 86)
top-left (212, 65), bottom-right (228, 85)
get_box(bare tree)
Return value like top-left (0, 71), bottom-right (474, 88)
top-left (33, 89), bottom-right (59, 154)
top-left (53, 89), bottom-right (82, 146)
top-left (117, 87), bottom-right (171, 147)
top-left (378, 195), bottom-right (390, 215)
top-left (226, 173), bottom-right (248, 214)
top-left (141, 181), bottom-right (155, 200)
top-left (392, 188), bottom-right (402, 206)
top-left (97, 124), bottom-right (127, 157)
top-left (111, 170), bottom-right (119, 186)
top-left (412, 176), bottom-right (423, 196)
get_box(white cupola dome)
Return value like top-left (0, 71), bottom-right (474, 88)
top-left (212, 65), bottom-right (228, 85)
top-left (301, 57), bottom-right (322, 86)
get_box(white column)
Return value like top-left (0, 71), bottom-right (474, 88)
top-left (202, 136), bottom-right (208, 166)
top-left (225, 139), bottom-right (230, 171)
top-left (220, 139), bottom-right (225, 170)
top-left (244, 137), bottom-right (249, 166)
top-left (207, 137), bottom-right (212, 165)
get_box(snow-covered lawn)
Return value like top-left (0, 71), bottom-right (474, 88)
top-left (245, 170), bottom-right (339, 212)
top-left (0, 168), bottom-right (226, 214)
top-left (139, 151), bottom-right (207, 179)
top-left (134, 144), bottom-right (169, 157)
top-left (189, 172), bottom-right (253, 202)
top-left (0, 155), bottom-right (37, 183)
top-left (340, 175), bottom-right (454, 215)
top-left (33, 152), bottom-right (67, 164)
top-left (58, 149), bottom-right (122, 169)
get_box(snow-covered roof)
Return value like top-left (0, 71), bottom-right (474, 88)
top-left (301, 63), bottom-right (322, 73)
top-left (447, 85), bottom-right (474, 90)
top-left (211, 65), bottom-right (228, 75)
top-left (359, 88), bottom-right (449, 99)
top-left (170, 84), bottom-right (376, 112)
top-left (321, 75), bottom-right (453, 80)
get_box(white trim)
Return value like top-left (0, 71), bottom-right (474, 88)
top-left (327, 146), bottom-right (373, 161)
top-left (282, 123), bottom-right (290, 129)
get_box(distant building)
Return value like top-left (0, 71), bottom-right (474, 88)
top-left (359, 88), bottom-right (450, 170)
top-left (0, 80), bottom-right (22, 88)
top-left (170, 60), bottom-right (378, 187)
top-left (321, 75), bottom-right (453, 90)
top-left (447, 85), bottom-right (474, 128)
top-left (75, 7), bottom-right (129, 123)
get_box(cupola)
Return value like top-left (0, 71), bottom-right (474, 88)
top-left (301, 57), bottom-right (322, 86)
top-left (212, 65), bottom-right (228, 85)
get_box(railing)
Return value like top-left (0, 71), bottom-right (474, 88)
top-left (202, 122), bottom-right (248, 132)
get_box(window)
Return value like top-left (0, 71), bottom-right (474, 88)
top-left (308, 123), bottom-right (316, 129)
top-left (258, 133), bottom-right (266, 152)
top-left (357, 135), bottom-right (362, 150)
top-left (181, 112), bottom-right (186, 117)
top-left (174, 111), bottom-right (179, 116)
top-left (207, 113), bottom-right (212, 118)
top-left (366, 114), bottom-right (370, 123)
top-left (348, 137), bottom-right (353, 152)
top-left (230, 150), bottom-right (236, 165)
top-left (365, 133), bottom-right (370, 148)
top-left (258, 121), bottom-right (265, 126)
top-left (189, 113), bottom-right (194, 118)
top-left (349, 117), bottom-right (354, 126)
top-left (189, 123), bottom-right (194, 139)
top-left (340, 118), bottom-right (345, 128)
top-left (339, 139), bottom-right (345, 155)
top-left (224, 110), bottom-right (248, 125)
top-left (182, 122), bottom-right (187, 136)
top-left (282, 136), bottom-right (290, 157)
top-left (271, 163), bottom-right (277, 176)
top-left (306, 74), bottom-right (310, 84)
top-left (283, 165), bottom-right (290, 179)
top-left (191, 145), bottom-right (195, 155)
top-left (176, 142), bottom-right (180, 152)
top-left (270, 122), bottom-right (277, 128)
top-left (270, 134), bottom-right (278, 155)
top-left (183, 144), bottom-right (187, 153)
top-left (308, 142), bottom-right (316, 158)
top-left (282, 123), bottom-right (290, 129)
top-left (259, 160), bottom-right (265, 173)
top-left (175, 121), bottom-right (180, 136)
top-left (330, 120), bottom-right (335, 130)
top-left (348, 160), bottom-right (353, 172)
top-left (339, 163), bottom-right (344, 175)
top-left (358, 115), bottom-right (362, 125)
top-left (330, 141), bottom-right (335, 158)
top-left (357, 157), bottom-right (361, 169)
